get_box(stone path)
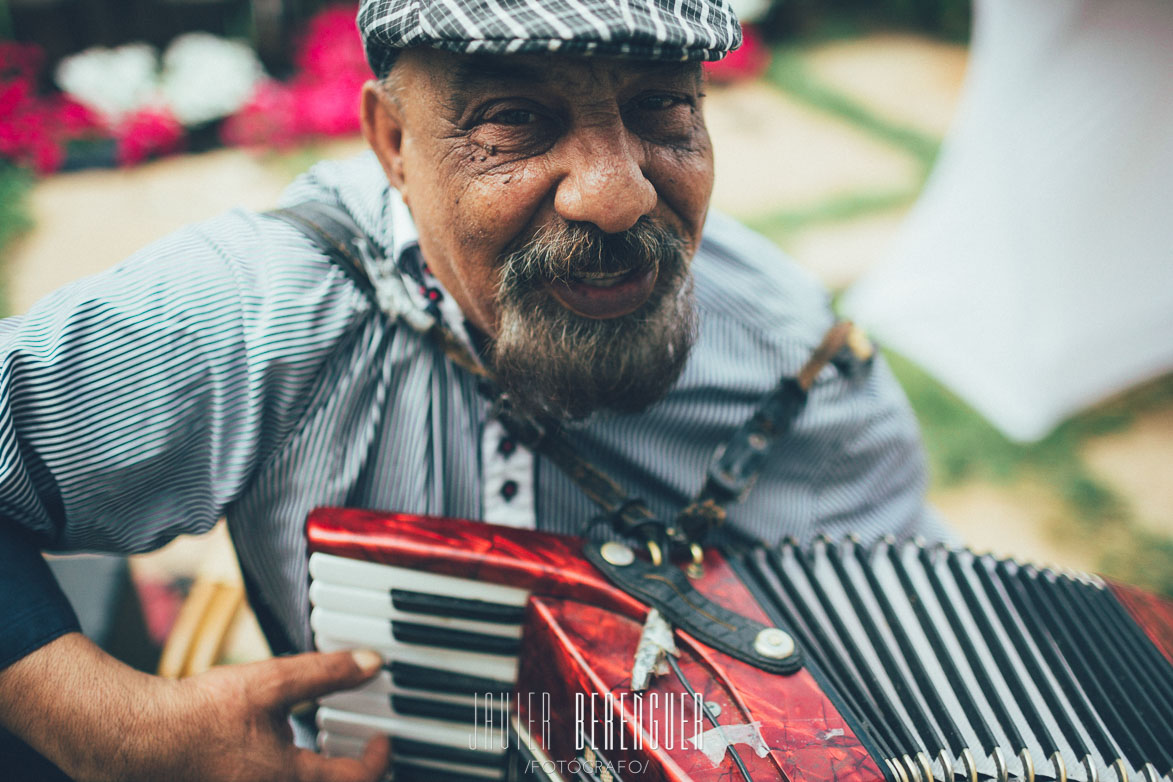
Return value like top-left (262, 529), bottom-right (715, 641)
top-left (4, 33), bottom-right (1169, 644)
top-left (1082, 406), bottom-right (1173, 538)
top-left (802, 33), bottom-right (970, 138)
top-left (705, 82), bottom-right (923, 219)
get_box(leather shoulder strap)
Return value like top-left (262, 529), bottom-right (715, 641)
top-left (267, 202), bottom-right (378, 300)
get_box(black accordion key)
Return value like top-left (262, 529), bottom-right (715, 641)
top-left (735, 537), bottom-right (1173, 782)
top-left (391, 588), bottom-right (527, 624)
top-left (389, 661), bottom-right (513, 698)
top-left (826, 540), bottom-right (950, 766)
top-left (735, 547), bottom-right (901, 771)
top-left (390, 620), bottom-right (522, 656)
top-left (971, 554), bottom-right (1094, 770)
top-left (1054, 574), bottom-right (1173, 773)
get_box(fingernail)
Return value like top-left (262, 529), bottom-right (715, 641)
top-left (351, 649), bottom-right (383, 674)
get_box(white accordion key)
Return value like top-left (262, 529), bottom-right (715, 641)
top-left (312, 630), bottom-right (520, 684)
top-left (309, 583), bottom-right (523, 638)
top-left (316, 706), bottom-right (507, 754)
top-left (308, 553), bottom-right (529, 606)
top-left (319, 731), bottom-right (501, 780)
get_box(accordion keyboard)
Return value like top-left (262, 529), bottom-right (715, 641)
top-left (304, 508), bottom-right (1173, 782)
top-left (309, 552), bottom-right (528, 781)
top-left (733, 537), bottom-right (1173, 782)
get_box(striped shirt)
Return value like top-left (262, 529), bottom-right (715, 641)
top-left (0, 153), bottom-right (948, 655)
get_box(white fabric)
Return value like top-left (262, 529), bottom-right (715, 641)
top-left (480, 415), bottom-right (536, 528)
top-left (842, 0), bottom-right (1173, 442)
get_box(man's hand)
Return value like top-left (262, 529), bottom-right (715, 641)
top-left (0, 632), bottom-right (390, 782)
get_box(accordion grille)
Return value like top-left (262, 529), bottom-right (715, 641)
top-left (734, 538), bottom-right (1173, 782)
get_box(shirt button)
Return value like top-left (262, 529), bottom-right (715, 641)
top-left (497, 438), bottom-right (516, 457)
top-left (500, 480), bottom-right (518, 501)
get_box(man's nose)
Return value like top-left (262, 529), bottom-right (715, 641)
top-left (553, 132), bottom-right (657, 234)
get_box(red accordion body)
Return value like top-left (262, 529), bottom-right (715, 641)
top-left (306, 509), bottom-right (1173, 782)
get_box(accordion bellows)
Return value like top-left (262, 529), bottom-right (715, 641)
top-left (306, 509), bottom-right (1173, 782)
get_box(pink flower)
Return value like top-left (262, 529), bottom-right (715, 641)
top-left (0, 80), bottom-right (32, 119)
top-left (0, 42), bottom-right (44, 83)
top-left (704, 24), bottom-right (771, 84)
top-left (220, 81), bottom-right (300, 149)
top-left (290, 73), bottom-right (364, 137)
top-left (116, 107), bottom-right (185, 167)
top-left (295, 5), bottom-right (366, 81)
top-left (31, 136), bottom-right (64, 174)
top-left (55, 97), bottom-right (101, 135)
top-left (1, 41), bottom-right (115, 173)
top-left (224, 4), bottom-right (367, 149)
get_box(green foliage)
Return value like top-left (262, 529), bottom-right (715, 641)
top-left (0, 162), bottom-right (32, 317)
top-left (0, 163), bottom-right (31, 230)
top-left (1101, 529), bottom-right (1173, 598)
top-left (0, 162), bottom-right (32, 255)
top-left (883, 350), bottom-right (1139, 493)
top-left (0, 1), bottom-right (13, 40)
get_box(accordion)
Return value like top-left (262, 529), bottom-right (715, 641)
top-left (306, 508), bottom-right (1173, 782)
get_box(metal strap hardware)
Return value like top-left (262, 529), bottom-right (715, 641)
top-left (675, 321), bottom-right (874, 546)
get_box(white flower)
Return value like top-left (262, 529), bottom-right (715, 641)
top-left (160, 33), bottom-right (266, 126)
top-left (55, 44), bottom-right (160, 125)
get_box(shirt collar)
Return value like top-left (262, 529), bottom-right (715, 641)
top-left (388, 187), bottom-right (421, 276)
top-left (386, 187), bottom-right (483, 362)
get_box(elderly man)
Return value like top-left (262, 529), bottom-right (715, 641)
top-left (0, 1), bottom-right (944, 780)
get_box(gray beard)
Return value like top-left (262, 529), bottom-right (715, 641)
top-left (489, 218), bottom-right (698, 421)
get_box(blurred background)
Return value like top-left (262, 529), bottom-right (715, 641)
top-left (0, 0), bottom-right (1170, 675)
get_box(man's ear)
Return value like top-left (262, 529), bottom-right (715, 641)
top-left (361, 81), bottom-right (408, 200)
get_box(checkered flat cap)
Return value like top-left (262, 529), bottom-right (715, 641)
top-left (358, 0), bottom-right (743, 77)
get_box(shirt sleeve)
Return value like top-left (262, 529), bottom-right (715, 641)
top-left (0, 521), bottom-right (79, 669)
top-left (805, 351), bottom-right (957, 543)
top-left (0, 210), bottom-right (371, 666)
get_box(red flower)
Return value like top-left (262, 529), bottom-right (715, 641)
top-left (0, 42), bottom-right (44, 83)
top-left (295, 5), bottom-right (366, 81)
top-left (1, 41), bottom-right (113, 173)
top-left (220, 81), bottom-right (300, 149)
top-left (225, 4), bottom-right (367, 149)
top-left (704, 24), bottom-right (771, 84)
top-left (290, 74), bottom-right (364, 137)
top-left (0, 80), bottom-right (32, 119)
top-left (116, 107), bottom-right (185, 167)
top-left (55, 97), bottom-right (101, 136)
top-left (31, 136), bottom-right (64, 174)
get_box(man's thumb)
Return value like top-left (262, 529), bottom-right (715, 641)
top-left (254, 649), bottom-right (384, 707)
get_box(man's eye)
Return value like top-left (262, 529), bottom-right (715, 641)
top-left (488, 108), bottom-right (538, 126)
top-left (636, 94), bottom-right (690, 111)
top-left (469, 105), bottom-right (559, 157)
top-left (625, 93), bottom-right (697, 144)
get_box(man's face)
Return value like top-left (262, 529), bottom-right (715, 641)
top-left (363, 48), bottom-right (714, 418)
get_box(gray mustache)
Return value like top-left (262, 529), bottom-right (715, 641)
top-left (499, 218), bottom-right (686, 285)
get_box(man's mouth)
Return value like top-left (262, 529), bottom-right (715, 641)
top-left (545, 265), bottom-right (657, 319)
